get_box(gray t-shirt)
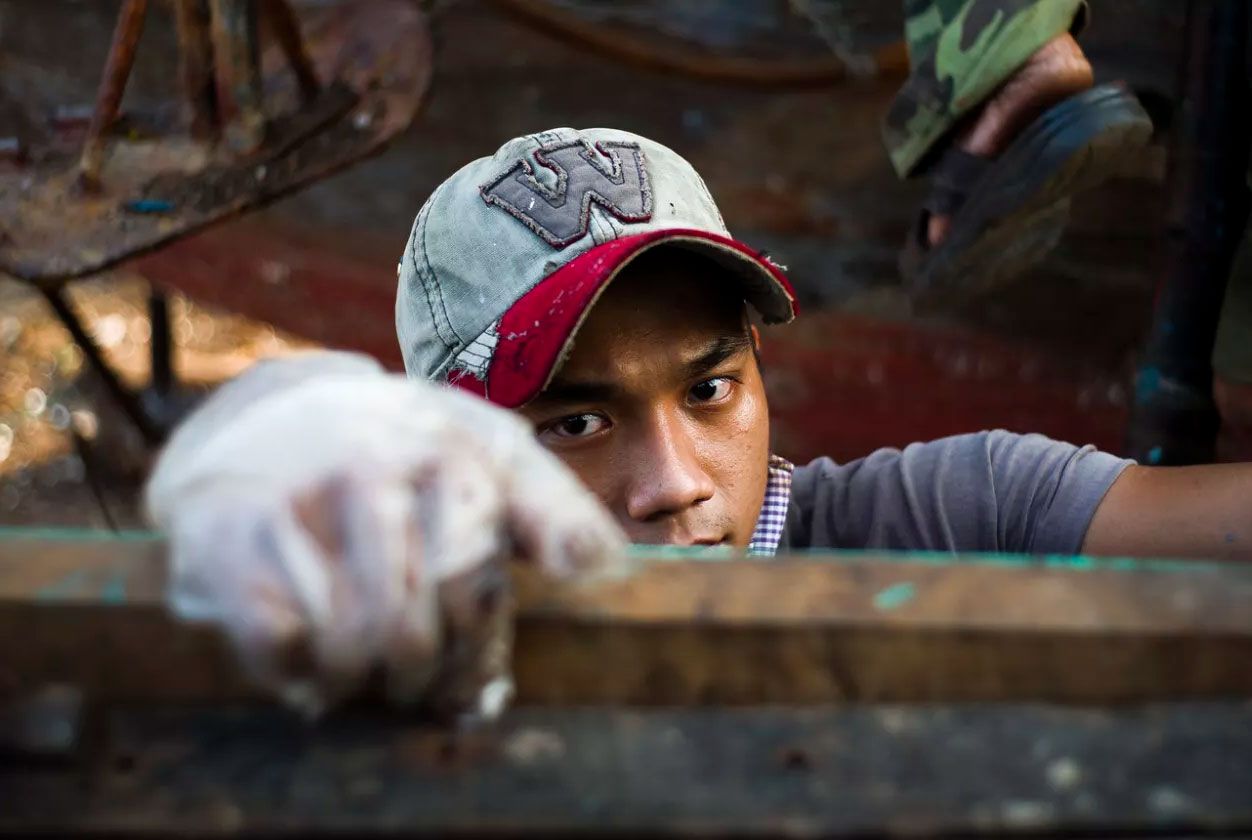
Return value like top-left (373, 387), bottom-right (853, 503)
top-left (782, 431), bottom-right (1134, 554)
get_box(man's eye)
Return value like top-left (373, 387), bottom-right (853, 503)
top-left (547, 413), bottom-right (608, 439)
top-left (689, 377), bottom-right (734, 404)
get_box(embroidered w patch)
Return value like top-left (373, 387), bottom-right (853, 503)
top-left (480, 139), bottom-right (653, 248)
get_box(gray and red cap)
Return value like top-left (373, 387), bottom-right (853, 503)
top-left (395, 127), bottom-right (797, 407)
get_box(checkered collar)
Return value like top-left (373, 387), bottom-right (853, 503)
top-left (747, 454), bottom-right (793, 556)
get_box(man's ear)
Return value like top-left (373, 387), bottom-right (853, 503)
top-left (749, 324), bottom-right (762, 353)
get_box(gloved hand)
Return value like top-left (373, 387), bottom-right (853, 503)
top-left (145, 352), bottom-right (626, 720)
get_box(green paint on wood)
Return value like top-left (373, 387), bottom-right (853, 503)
top-left (0, 529), bottom-right (1239, 579)
top-left (873, 581), bottom-right (917, 611)
top-left (784, 549), bottom-right (1234, 576)
top-left (36, 569), bottom-right (88, 601)
top-left (101, 574), bottom-right (128, 605)
top-left (0, 526), bottom-right (160, 543)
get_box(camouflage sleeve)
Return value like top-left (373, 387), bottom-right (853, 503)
top-left (884, 0), bottom-right (1088, 177)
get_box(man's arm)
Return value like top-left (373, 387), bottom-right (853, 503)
top-left (1083, 464), bottom-right (1252, 560)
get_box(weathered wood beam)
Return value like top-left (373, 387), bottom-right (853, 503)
top-left (5, 704), bottom-right (1252, 836)
top-left (3, 533), bottom-right (1252, 705)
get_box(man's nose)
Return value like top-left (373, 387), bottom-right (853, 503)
top-left (623, 411), bottom-right (715, 524)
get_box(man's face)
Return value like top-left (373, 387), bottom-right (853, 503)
top-left (517, 253), bottom-right (771, 548)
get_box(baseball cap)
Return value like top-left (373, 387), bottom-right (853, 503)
top-left (395, 127), bottom-right (797, 408)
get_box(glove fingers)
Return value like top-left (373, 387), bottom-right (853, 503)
top-left (428, 561), bottom-right (515, 722)
top-left (501, 443), bottom-right (628, 581)
top-left (168, 498), bottom-right (326, 714)
top-left (386, 450), bottom-right (510, 710)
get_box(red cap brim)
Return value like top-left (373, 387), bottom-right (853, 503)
top-left (481, 228), bottom-right (797, 408)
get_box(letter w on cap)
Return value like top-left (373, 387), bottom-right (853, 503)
top-left (480, 140), bottom-right (653, 248)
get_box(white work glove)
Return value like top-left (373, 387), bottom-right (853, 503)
top-left (146, 352), bottom-right (626, 720)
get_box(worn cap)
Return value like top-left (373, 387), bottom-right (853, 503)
top-left (395, 127), bottom-right (797, 407)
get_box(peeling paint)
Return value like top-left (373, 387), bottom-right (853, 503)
top-left (873, 581), bottom-right (916, 611)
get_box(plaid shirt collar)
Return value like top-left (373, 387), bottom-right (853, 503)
top-left (747, 454), bottom-right (793, 556)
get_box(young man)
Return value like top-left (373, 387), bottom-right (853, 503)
top-left (149, 127), bottom-right (1252, 718)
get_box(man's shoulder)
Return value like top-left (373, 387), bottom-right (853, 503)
top-left (784, 431), bottom-right (1133, 553)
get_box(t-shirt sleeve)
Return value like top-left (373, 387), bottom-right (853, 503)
top-left (786, 430), bottom-right (1134, 554)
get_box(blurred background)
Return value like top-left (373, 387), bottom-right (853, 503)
top-left (0, 0), bottom-right (1187, 530)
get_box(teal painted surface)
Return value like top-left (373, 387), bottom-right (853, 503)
top-left (100, 573), bottom-right (128, 605)
top-left (1136, 366), bottom-right (1161, 400)
top-left (873, 581), bottom-right (917, 610)
top-left (35, 569), bottom-right (88, 601)
top-left (0, 529), bottom-right (1237, 578)
top-left (0, 526), bottom-right (160, 543)
top-left (627, 544), bottom-right (1237, 576)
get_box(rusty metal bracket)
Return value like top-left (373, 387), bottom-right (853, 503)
top-left (1127, 0), bottom-right (1252, 465)
top-left (0, 0), bottom-right (432, 285)
top-left (0, 0), bottom-right (432, 445)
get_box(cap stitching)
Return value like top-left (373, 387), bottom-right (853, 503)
top-left (692, 172), bottom-right (728, 230)
top-left (588, 208), bottom-right (605, 244)
top-left (607, 214), bottom-right (624, 238)
top-left (402, 216), bottom-right (452, 353)
top-left (417, 180), bottom-right (465, 347)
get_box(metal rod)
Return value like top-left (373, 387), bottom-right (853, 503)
top-left (1127, 0), bottom-right (1252, 465)
top-left (76, 0), bottom-right (150, 191)
top-left (173, 0), bottom-right (218, 139)
top-left (70, 430), bottom-right (120, 532)
top-left (38, 287), bottom-right (163, 445)
top-left (263, 0), bottom-right (320, 104)
top-left (148, 289), bottom-right (173, 398)
top-left (208, 0), bottom-right (265, 153)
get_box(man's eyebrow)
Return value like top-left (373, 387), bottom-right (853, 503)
top-left (682, 332), bottom-right (755, 379)
top-left (530, 380), bottom-right (619, 407)
top-left (532, 333), bottom-right (753, 407)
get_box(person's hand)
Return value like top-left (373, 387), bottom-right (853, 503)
top-left (145, 353), bottom-right (626, 719)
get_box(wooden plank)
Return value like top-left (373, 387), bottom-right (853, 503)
top-left (4, 704), bottom-right (1252, 835)
top-left (3, 533), bottom-right (1252, 704)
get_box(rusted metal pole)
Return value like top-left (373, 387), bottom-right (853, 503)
top-left (263, 0), bottom-right (320, 104)
top-left (76, 0), bottom-right (150, 191)
top-left (1127, 0), bottom-right (1251, 465)
top-left (149, 289), bottom-right (173, 398)
top-left (173, 0), bottom-right (218, 139)
top-left (37, 288), bottom-right (164, 444)
top-left (208, 0), bottom-right (265, 152)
